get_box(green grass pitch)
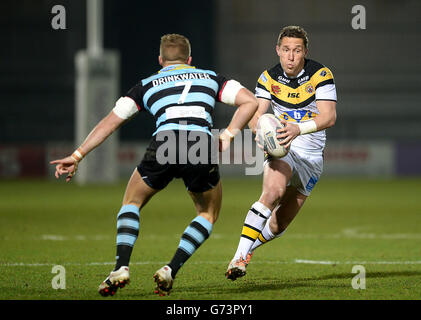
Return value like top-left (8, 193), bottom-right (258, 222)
top-left (1, 177), bottom-right (421, 300)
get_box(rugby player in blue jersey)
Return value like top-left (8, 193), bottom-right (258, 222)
top-left (50, 34), bottom-right (258, 296)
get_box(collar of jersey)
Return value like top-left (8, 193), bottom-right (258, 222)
top-left (158, 64), bottom-right (196, 73)
top-left (283, 68), bottom-right (305, 79)
top-left (279, 59), bottom-right (308, 79)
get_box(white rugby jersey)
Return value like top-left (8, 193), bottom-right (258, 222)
top-left (255, 59), bottom-right (337, 153)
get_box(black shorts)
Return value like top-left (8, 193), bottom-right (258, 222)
top-left (137, 130), bottom-right (220, 193)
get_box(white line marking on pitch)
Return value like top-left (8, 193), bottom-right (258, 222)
top-left (3, 260), bottom-right (421, 267)
top-left (294, 259), bottom-right (421, 265)
top-left (2, 231), bottom-right (420, 241)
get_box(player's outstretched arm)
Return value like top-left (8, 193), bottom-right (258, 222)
top-left (219, 87), bottom-right (258, 151)
top-left (50, 111), bottom-right (126, 182)
top-left (277, 100), bottom-right (337, 148)
top-left (248, 98), bottom-right (271, 134)
top-left (227, 88), bottom-right (259, 134)
top-left (248, 98), bottom-right (271, 150)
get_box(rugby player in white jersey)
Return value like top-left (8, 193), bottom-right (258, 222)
top-left (226, 26), bottom-right (337, 280)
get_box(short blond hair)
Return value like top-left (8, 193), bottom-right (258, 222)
top-left (160, 34), bottom-right (191, 62)
top-left (277, 26), bottom-right (309, 49)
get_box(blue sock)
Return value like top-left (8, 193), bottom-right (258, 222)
top-left (114, 204), bottom-right (140, 270)
top-left (168, 215), bottom-right (213, 278)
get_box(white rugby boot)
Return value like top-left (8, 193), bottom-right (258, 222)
top-left (153, 265), bottom-right (174, 296)
top-left (98, 266), bottom-right (130, 297)
top-left (225, 255), bottom-right (250, 281)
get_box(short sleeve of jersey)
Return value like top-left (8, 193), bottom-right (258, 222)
top-left (125, 83), bottom-right (145, 111)
top-left (214, 74), bottom-right (228, 102)
top-left (312, 67), bottom-right (337, 101)
top-left (255, 71), bottom-right (272, 100)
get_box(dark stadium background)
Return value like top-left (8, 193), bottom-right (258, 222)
top-left (0, 0), bottom-right (215, 142)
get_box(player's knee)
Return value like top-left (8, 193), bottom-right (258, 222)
top-left (260, 186), bottom-right (286, 209)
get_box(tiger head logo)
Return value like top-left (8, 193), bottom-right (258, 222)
top-left (305, 83), bottom-right (314, 94)
top-left (271, 85), bottom-right (281, 95)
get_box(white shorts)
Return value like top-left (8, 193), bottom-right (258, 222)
top-left (264, 148), bottom-right (323, 196)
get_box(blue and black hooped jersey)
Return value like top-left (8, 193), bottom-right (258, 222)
top-left (126, 64), bottom-right (228, 136)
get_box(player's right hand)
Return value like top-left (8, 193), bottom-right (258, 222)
top-left (218, 129), bottom-right (234, 152)
top-left (276, 118), bottom-right (300, 149)
top-left (50, 156), bottom-right (79, 182)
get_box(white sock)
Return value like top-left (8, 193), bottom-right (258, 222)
top-left (233, 202), bottom-right (271, 260)
top-left (251, 216), bottom-right (285, 252)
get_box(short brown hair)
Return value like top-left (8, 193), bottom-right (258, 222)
top-left (277, 26), bottom-right (309, 49)
top-left (160, 34), bottom-right (191, 62)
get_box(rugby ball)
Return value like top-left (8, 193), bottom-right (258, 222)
top-left (256, 114), bottom-right (289, 158)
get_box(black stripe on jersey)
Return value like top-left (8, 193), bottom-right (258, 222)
top-left (154, 102), bottom-right (214, 119)
top-left (147, 86), bottom-right (216, 110)
top-left (255, 83), bottom-right (272, 100)
top-left (190, 221), bottom-right (210, 239)
top-left (209, 74), bottom-right (226, 85)
top-left (125, 83), bottom-right (146, 111)
top-left (159, 118), bottom-right (212, 129)
top-left (266, 60), bottom-right (329, 89)
top-left (117, 227), bottom-right (139, 237)
top-left (315, 79), bottom-right (334, 90)
top-left (256, 82), bottom-right (270, 92)
top-left (142, 76), bottom-right (161, 92)
top-left (117, 212), bottom-right (139, 221)
top-left (271, 93), bottom-right (316, 109)
top-left (209, 74), bottom-right (228, 102)
top-left (266, 66), bottom-right (302, 89)
top-left (303, 59), bottom-right (326, 76)
top-left (256, 96), bottom-right (272, 100)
